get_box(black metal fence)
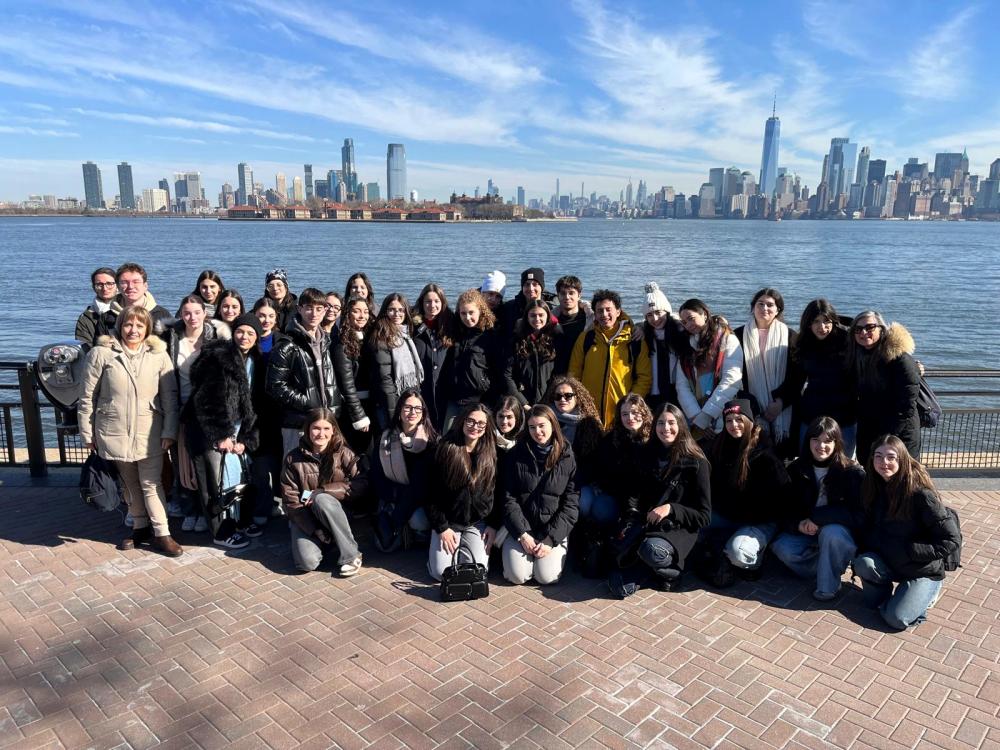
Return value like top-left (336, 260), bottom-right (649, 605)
top-left (1, 361), bottom-right (999, 476)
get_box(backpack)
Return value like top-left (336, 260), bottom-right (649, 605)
top-left (582, 328), bottom-right (644, 372)
top-left (917, 375), bottom-right (942, 428)
top-left (79, 452), bottom-right (123, 512)
top-left (943, 506), bottom-right (962, 572)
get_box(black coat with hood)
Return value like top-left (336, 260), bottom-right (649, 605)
top-left (451, 326), bottom-right (503, 407)
top-left (332, 331), bottom-right (373, 431)
top-left (710, 437), bottom-right (791, 526)
top-left (425, 443), bottom-right (501, 532)
top-left (636, 317), bottom-right (691, 406)
top-left (788, 321), bottom-right (856, 428)
top-left (859, 483), bottom-right (960, 581)
top-left (266, 317), bottom-right (341, 428)
top-left (504, 320), bottom-right (562, 407)
top-left (785, 457), bottom-right (865, 534)
top-left (503, 440), bottom-right (580, 545)
top-left (413, 318), bottom-right (453, 427)
top-left (183, 338), bottom-right (259, 455)
top-left (622, 446), bottom-right (712, 570)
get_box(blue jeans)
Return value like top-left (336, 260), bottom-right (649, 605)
top-left (704, 513), bottom-right (777, 570)
top-left (771, 524), bottom-right (856, 596)
top-left (800, 422), bottom-right (857, 459)
top-left (578, 485), bottom-right (619, 525)
top-left (638, 537), bottom-right (678, 580)
top-left (852, 552), bottom-right (942, 630)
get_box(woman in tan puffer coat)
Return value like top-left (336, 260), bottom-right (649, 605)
top-left (78, 306), bottom-right (181, 555)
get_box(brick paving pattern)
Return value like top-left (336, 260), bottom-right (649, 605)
top-left (1, 479), bottom-right (999, 749)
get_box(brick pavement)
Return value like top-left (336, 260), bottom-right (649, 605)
top-left (1, 475), bottom-right (999, 749)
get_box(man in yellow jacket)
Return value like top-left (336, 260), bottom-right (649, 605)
top-left (569, 290), bottom-right (652, 429)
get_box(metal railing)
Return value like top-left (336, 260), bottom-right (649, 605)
top-left (1, 362), bottom-right (999, 477)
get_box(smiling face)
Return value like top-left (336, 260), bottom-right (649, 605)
top-left (853, 315), bottom-right (882, 350)
top-left (620, 402), bottom-right (645, 434)
top-left (810, 431), bottom-right (836, 463)
top-left (199, 279), bottom-right (221, 304)
top-left (385, 299), bottom-right (406, 327)
top-left (753, 295), bottom-right (779, 328)
top-left (522, 280), bottom-right (542, 301)
top-left (458, 302), bottom-right (480, 329)
top-left (646, 309), bottom-right (669, 329)
top-left (348, 300), bottom-right (369, 329)
top-left (120, 316), bottom-right (148, 350)
top-left (724, 413), bottom-right (745, 439)
top-left (399, 395), bottom-right (424, 432)
top-left (299, 303), bottom-right (326, 332)
top-left (117, 271), bottom-right (147, 305)
top-left (256, 306), bottom-right (276, 334)
top-left (655, 411), bottom-right (679, 446)
top-left (463, 409), bottom-right (488, 445)
top-left (679, 308), bottom-right (707, 335)
top-left (180, 301), bottom-right (206, 333)
top-left (265, 279), bottom-right (287, 302)
top-left (557, 287), bottom-right (580, 314)
top-left (527, 415), bottom-right (553, 445)
top-left (873, 444), bottom-right (900, 480)
top-left (348, 277), bottom-right (368, 299)
top-left (218, 297), bottom-right (242, 322)
top-left (308, 418), bottom-right (335, 452)
top-left (527, 307), bottom-right (547, 331)
top-left (496, 408), bottom-right (517, 436)
top-left (594, 299), bottom-right (620, 330)
top-left (422, 292), bottom-right (442, 320)
top-left (324, 295), bottom-right (341, 324)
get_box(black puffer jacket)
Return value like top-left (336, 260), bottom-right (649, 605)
top-left (593, 430), bottom-right (646, 504)
top-left (854, 324), bottom-right (922, 464)
top-left (252, 332), bottom-right (287, 457)
top-left (637, 317), bottom-right (691, 406)
top-left (710, 437), bottom-right (791, 525)
top-left (503, 441), bottom-right (580, 545)
top-left (332, 332), bottom-right (372, 429)
top-left (266, 317), bottom-right (340, 428)
top-left (859, 484), bottom-right (960, 581)
top-left (788, 324), bottom-right (856, 427)
top-left (413, 321), bottom-right (453, 427)
top-left (622, 447), bottom-right (711, 569)
top-left (504, 326), bottom-right (561, 407)
top-left (425, 442), bottom-right (499, 532)
top-left (785, 458), bottom-right (865, 534)
top-left (452, 326), bottom-right (502, 406)
top-left (184, 339), bottom-right (259, 455)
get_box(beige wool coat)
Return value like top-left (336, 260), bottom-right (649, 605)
top-left (78, 335), bottom-right (179, 462)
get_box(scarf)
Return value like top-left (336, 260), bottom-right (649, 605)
top-left (390, 328), bottom-right (424, 396)
top-left (556, 410), bottom-right (580, 443)
top-left (378, 425), bottom-right (430, 484)
top-left (495, 430), bottom-right (517, 451)
top-left (741, 319), bottom-right (791, 441)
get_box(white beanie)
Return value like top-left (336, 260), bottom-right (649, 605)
top-left (481, 270), bottom-right (507, 295)
top-left (644, 281), bottom-right (671, 314)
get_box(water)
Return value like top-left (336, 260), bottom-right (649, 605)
top-left (3, 216), bottom-right (999, 368)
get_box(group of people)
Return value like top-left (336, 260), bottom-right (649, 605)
top-left (74, 262), bottom-right (959, 631)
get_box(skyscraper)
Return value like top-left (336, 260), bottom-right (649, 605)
top-left (366, 182), bottom-right (380, 201)
top-left (758, 101), bottom-right (780, 196)
top-left (342, 138), bottom-right (357, 194)
top-left (516, 186), bottom-right (525, 207)
top-left (292, 176), bottom-right (304, 203)
top-left (237, 162), bottom-right (254, 205)
top-left (708, 168), bottom-right (724, 206)
top-left (158, 178), bottom-right (171, 212)
top-left (82, 162), bottom-right (104, 209)
top-left (386, 144), bottom-right (406, 200)
top-left (855, 147), bottom-right (871, 188)
top-left (117, 162), bottom-right (135, 209)
top-left (823, 138), bottom-right (857, 199)
top-left (275, 173), bottom-right (287, 198)
top-left (304, 164), bottom-right (314, 200)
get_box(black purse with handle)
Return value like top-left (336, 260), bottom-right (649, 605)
top-left (440, 539), bottom-right (489, 601)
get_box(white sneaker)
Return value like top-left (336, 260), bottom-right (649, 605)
top-left (124, 513), bottom-right (134, 528)
top-left (339, 556), bottom-right (363, 577)
top-left (214, 531), bottom-right (249, 550)
top-left (182, 516), bottom-right (197, 532)
top-left (166, 501), bottom-right (184, 518)
top-left (194, 516), bottom-right (209, 533)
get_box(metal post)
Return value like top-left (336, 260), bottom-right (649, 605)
top-left (18, 364), bottom-right (47, 477)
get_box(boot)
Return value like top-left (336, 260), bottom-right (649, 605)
top-left (119, 525), bottom-right (153, 550)
top-left (152, 534), bottom-right (184, 557)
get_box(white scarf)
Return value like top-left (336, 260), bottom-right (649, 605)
top-left (741, 319), bottom-right (791, 441)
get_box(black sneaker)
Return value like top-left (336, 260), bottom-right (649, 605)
top-left (241, 523), bottom-right (263, 538)
top-left (214, 531), bottom-right (250, 549)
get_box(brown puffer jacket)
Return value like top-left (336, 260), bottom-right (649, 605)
top-left (77, 334), bottom-right (178, 462)
top-left (280, 440), bottom-right (368, 536)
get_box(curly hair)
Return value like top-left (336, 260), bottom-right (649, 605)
top-left (338, 295), bottom-right (374, 360)
top-left (513, 300), bottom-right (557, 362)
top-left (542, 375), bottom-right (604, 460)
top-left (453, 289), bottom-right (496, 333)
top-left (610, 393), bottom-right (653, 446)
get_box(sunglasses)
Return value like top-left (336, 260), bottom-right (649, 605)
top-left (554, 392), bottom-right (576, 401)
top-left (854, 324), bottom-right (880, 335)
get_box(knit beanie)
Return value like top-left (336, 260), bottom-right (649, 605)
top-left (481, 270), bottom-right (507, 295)
top-left (521, 267), bottom-right (545, 289)
top-left (644, 282), bottom-right (671, 314)
top-left (723, 398), bottom-right (754, 422)
top-left (265, 268), bottom-right (288, 286)
top-left (232, 313), bottom-right (263, 338)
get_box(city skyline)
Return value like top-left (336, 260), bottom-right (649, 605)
top-left (2, 1), bottom-right (1000, 202)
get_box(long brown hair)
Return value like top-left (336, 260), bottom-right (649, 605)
top-left (339, 295), bottom-right (374, 360)
top-left (679, 298), bottom-right (731, 370)
top-left (435, 402), bottom-right (497, 494)
top-left (711, 413), bottom-right (763, 490)
top-left (303, 407), bottom-right (348, 485)
top-left (522, 404), bottom-right (567, 470)
top-left (653, 403), bottom-right (705, 476)
top-left (513, 300), bottom-right (557, 361)
top-left (610, 393), bottom-right (653, 445)
top-left (370, 292), bottom-right (415, 349)
top-left (863, 434), bottom-right (934, 519)
top-left (414, 283), bottom-right (454, 348)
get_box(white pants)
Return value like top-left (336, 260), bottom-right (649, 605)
top-left (502, 535), bottom-right (568, 585)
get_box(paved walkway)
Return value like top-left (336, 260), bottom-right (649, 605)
top-left (1, 474), bottom-right (999, 749)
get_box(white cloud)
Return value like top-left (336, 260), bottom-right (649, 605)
top-left (0, 124), bottom-right (77, 137)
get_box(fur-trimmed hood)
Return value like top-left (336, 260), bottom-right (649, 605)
top-left (96, 333), bottom-right (167, 354)
top-left (882, 322), bottom-right (915, 361)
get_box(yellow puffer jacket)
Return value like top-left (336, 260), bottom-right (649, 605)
top-left (569, 313), bottom-right (652, 429)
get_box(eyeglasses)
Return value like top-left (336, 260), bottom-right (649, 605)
top-left (554, 392), bottom-right (575, 401)
top-left (386, 308), bottom-right (406, 316)
top-left (401, 405), bottom-right (424, 414)
top-left (873, 452), bottom-right (899, 463)
top-left (93, 281), bottom-right (117, 288)
top-left (118, 280), bottom-right (144, 288)
top-left (854, 324), bottom-right (880, 335)
top-left (464, 418), bottom-right (488, 430)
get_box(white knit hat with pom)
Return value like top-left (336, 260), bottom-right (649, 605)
top-left (644, 281), bottom-right (671, 314)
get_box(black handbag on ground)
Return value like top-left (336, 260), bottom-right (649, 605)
top-left (217, 452), bottom-right (254, 513)
top-left (80, 452), bottom-right (123, 512)
top-left (440, 540), bottom-right (489, 601)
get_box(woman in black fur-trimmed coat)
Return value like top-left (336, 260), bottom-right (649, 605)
top-left (186, 323), bottom-right (260, 546)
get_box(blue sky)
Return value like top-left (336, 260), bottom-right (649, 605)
top-left (2, 0), bottom-right (998, 203)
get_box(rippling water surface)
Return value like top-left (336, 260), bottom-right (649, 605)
top-left (4, 216), bottom-right (998, 368)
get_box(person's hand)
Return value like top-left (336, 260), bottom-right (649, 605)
top-left (482, 526), bottom-right (497, 550)
top-left (315, 528), bottom-right (331, 544)
top-left (519, 532), bottom-right (537, 556)
top-left (535, 542), bottom-right (552, 559)
top-left (360, 424), bottom-right (370, 433)
top-left (440, 528), bottom-right (459, 555)
top-left (232, 442), bottom-right (245, 455)
top-left (161, 438), bottom-right (175, 451)
top-left (798, 519), bottom-right (819, 536)
top-left (217, 437), bottom-right (236, 453)
top-left (764, 399), bottom-right (783, 422)
top-left (646, 504), bottom-right (671, 525)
